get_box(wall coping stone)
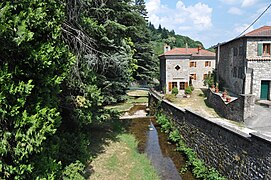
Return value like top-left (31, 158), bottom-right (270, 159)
top-left (149, 88), bottom-right (271, 144)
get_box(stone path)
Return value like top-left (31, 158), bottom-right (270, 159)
top-left (245, 104), bottom-right (271, 137)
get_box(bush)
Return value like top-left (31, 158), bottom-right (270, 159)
top-left (171, 87), bottom-right (178, 95)
top-left (164, 94), bottom-right (176, 102)
top-left (185, 86), bottom-right (192, 95)
top-left (190, 86), bottom-right (195, 91)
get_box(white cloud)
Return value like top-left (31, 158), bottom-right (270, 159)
top-left (228, 7), bottom-right (243, 15)
top-left (146, 0), bottom-right (213, 31)
top-left (241, 0), bottom-right (258, 7)
top-left (146, 0), bottom-right (160, 13)
top-left (220, 0), bottom-right (240, 5)
top-left (234, 24), bottom-right (254, 35)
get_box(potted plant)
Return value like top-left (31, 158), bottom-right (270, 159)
top-left (222, 90), bottom-right (228, 99)
top-left (185, 86), bottom-right (192, 98)
top-left (215, 82), bottom-right (219, 93)
top-left (226, 95), bottom-right (231, 102)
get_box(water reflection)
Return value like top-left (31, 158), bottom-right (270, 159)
top-left (145, 122), bottom-right (182, 180)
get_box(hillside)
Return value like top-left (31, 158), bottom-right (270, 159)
top-left (148, 23), bottom-right (204, 56)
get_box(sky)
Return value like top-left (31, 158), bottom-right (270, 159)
top-left (145, 0), bottom-right (271, 48)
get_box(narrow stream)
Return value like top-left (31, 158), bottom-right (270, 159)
top-left (124, 104), bottom-right (195, 180)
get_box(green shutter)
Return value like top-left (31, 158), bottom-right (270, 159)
top-left (257, 43), bottom-right (263, 56)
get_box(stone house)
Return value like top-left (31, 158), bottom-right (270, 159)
top-left (159, 45), bottom-right (215, 93)
top-left (216, 26), bottom-right (271, 100)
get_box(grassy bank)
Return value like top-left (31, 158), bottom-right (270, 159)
top-left (89, 132), bottom-right (159, 180)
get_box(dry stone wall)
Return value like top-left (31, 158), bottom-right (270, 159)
top-left (149, 89), bottom-right (271, 179)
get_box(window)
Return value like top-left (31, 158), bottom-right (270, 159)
top-left (203, 74), bottom-right (208, 80)
top-left (169, 82), bottom-right (177, 91)
top-left (172, 82), bottom-right (177, 88)
top-left (233, 67), bottom-right (237, 77)
top-left (190, 61), bottom-right (197, 67)
top-left (175, 65), bottom-right (181, 71)
top-left (190, 74), bottom-right (197, 80)
top-left (238, 67), bottom-right (243, 78)
top-left (239, 45), bottom-right (243, 56)
top-left (180, 82), bottom-right (185, 90)
top-left (233, 47), bottom-right (238, 56)
top-left (263, 43), bottom-right (271, 56)
top-left (179, 82), bottom-right (188, 90)
top-left (258, 43), bottom-right (271, 56)
top-left (205, 61), bottom-right (211, 67)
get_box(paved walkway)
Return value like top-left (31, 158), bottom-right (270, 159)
top-left (245, 104), bottom-right (271, 137)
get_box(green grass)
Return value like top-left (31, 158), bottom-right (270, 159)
top-left (119, 134), bottom-right (160, 180)
top-left (126, 90), bottom-right (149, 97)
top-left (104, 97), bottom-right (148, 113)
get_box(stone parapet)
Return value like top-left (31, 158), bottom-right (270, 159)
top-left (206, 89), bottom-right (255, 122)
top-left (149, 88), bottom-right (271, 179)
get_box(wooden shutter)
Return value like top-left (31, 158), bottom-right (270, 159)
top-left (258, 43), bottom-right (263, 56)
top-left (168, 82), bottom-right (172, 91)
top-left (185, 82), bottom-right (188, 89)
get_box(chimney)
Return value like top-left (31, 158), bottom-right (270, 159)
top-left (198, 45), bottom-right (202, 54)
top-left (185, 43), bottom-right (188, 53)
top-left (164, 44), bottom-right (171, 53)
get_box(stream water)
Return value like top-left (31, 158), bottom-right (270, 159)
top-left (125, 104), bottom-right (195, 180)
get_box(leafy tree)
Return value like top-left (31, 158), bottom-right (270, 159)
top-left (0, 0), bottom-right (74, 178)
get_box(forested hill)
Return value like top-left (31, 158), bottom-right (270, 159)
top-left (148, 23), bottom-right (204, 56)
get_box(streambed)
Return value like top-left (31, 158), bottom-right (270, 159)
top-left (123, 104), bottom-right (195, 180)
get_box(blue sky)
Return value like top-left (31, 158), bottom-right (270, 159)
top-left (145, 0), bottom-right (271, 48)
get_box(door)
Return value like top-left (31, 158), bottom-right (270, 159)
top-left (260, 81), bottom-right (270, 100)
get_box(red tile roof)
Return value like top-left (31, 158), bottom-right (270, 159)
top-left (161, 48), bottom-right (215, 57)
top-left (244, 26), bottom-right (271, 37)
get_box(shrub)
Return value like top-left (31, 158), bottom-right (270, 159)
top-left (171, 87), bottom-right (178, 95)
top-left (185, 86), bottom-right (192, 95)
top-left (190, 86), bottom-right (195, 91)
top-left (164, 94), bottom-right (176, 102)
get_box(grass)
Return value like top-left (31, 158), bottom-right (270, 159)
top-left (126, 90), bottom-right (148, 97)
top-left (169, 89), bottom-right (221, 118)
top-left (105, 90), bottom-right (148, 113)
top-left (89, 133), bottom-right (159, 180)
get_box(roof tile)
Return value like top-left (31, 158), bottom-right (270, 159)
top-left (162, 48), bottom-right (215, 56)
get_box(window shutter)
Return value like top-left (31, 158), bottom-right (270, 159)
top-left (185, 82), bottom-right (188, 89)
top-left (258, 43), bottom-right (263, 56)
top-left (168, 82), bottom-right (172, 91)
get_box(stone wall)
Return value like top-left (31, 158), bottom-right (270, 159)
top-left (149, 89), bottom-right (271, 179)
top-left (206, 89), bottom-right (255, 122)
top-left (247, 60), bottom-right (271, 99)
top-left (217, 38), bottom-right (245, 95)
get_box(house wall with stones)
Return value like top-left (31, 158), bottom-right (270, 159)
top-left (160, 55), bottom-right (215, 93)
top-left (149, 89), bottom-right (271, 179)
top-left (217, 38), bottom-right (246, 94)
top-left (245, 37), bottom-right (271, 99)
top-left (218, 37), bottom-right (271, 99)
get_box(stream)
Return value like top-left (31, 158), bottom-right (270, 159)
top-left (124, 104), bottom-right (195, 180)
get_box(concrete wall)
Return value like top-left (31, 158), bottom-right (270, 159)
top-left (149, 89), bottom-right (271, 180)
top-left (206, 89), bottom-right (255, 121)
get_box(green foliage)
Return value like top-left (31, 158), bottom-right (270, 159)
top-left (171, 87), bottom-right (179, 96)
top-left (185, 86), bottom-right (192, 95)
top-left (164, 94), bottom-right (176, 102)
top-left (62, 161), bottom-right (85, 180)
top-left (204, 72), bottom-right (215, 87)
top-left (155, 114), bottom-right (226, 180)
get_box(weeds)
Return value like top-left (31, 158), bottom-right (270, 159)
top-left (156, 113), bottom-right (226, 180)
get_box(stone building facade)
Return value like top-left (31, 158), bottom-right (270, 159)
top-left (216, 26), bottom-right (271, 100)
top-left (159, 45), bottom-right (215, 93)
